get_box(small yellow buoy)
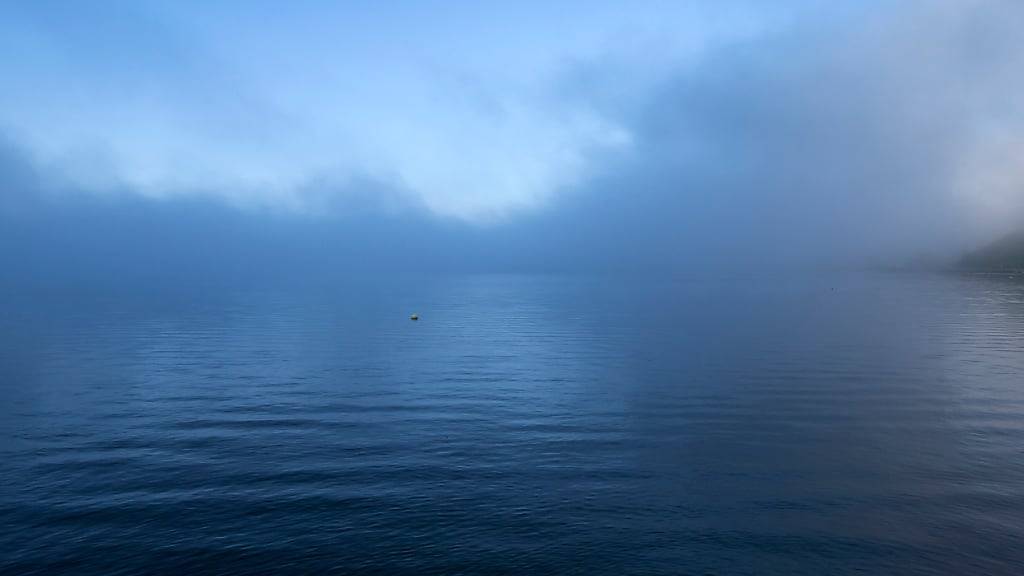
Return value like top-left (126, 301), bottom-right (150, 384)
top-left (410, 313), bottom-right (419, 321)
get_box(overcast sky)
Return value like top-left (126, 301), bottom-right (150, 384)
top-left (1, 0), bottom-right (1023, 283)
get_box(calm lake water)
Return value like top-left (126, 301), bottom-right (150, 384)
top-left (2, 273), bottom-right (1023, 575)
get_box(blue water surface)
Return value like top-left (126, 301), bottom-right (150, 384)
top-left (2, 273), bottom-right (1023, 575)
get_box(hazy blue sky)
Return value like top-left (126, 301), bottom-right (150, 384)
top-left (1, 0), bottom-right (1023, 283)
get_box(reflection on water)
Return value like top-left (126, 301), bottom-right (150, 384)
top-left (2, 273), bottom-right (1023, 575)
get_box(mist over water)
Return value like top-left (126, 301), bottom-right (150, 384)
top-left (3, 2), bottom-right (1024, 574)
top-left (2, 1), bottom-right (1024, 274)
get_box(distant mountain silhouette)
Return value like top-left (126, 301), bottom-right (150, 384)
top-left (960, 231), bottom-right (1024, 271)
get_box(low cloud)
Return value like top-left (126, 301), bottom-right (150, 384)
top-left (1, 0), bottom-right (1023, 280)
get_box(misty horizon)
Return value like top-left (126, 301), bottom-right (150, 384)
top-left (3, 1), bottom-right (1024, 285)
top-left (4, 3), bottom-right (1024, 575)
